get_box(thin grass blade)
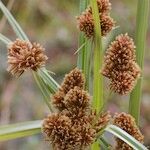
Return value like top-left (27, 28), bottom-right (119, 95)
top-left (32, 71), bottom-right (53, 112)
top-left (129, 0), bottom-right (149, 124)
top-left (0, 120), bottom-right (42, 141)
top-left (38, 68), bottom-right (60, 93)
top-left (77, 0), bottom-right (91, 90)
top-left (105, 125), bottom-right (148, 150)
top-left (0, 33), bottom-right (11, 44)
top-left (0, 1), bottom-right (29, 41)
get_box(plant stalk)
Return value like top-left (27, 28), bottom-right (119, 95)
top-left (129, 0), bottom-right (149, 124)
top-left (77, 0), bottom-right (91, 90)
top-left (91, 0), bottom-right (103, 113)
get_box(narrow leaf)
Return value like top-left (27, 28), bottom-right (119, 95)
top-left (0, 33), bottom-right (11, 44)
top-left (38, 68), bottom-right (60, 93)
top-left (0, 1), bottom-right (29, 41)
top-left (32, 71), bottom-right (53, 112)
top-left (105, 125), bottom-right (148, 150)
top-left (77, 0), bottom-right (91, 91)
top-left (129, 0), bottom-right (149, 124)
top-left (0, 120), bottom-right (42, 141)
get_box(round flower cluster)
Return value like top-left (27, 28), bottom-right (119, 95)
top-left (42, 68), bottom-right (111, 150)
top-left (101, 34), bottom-right (141, 94)
top-left (7, 39), bottom-right (48, 77)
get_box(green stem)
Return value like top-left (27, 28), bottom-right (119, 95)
top-left (77, 0), bottom-right (91, 90)
top-left (91, 0), bottom-right (103, 113)
top-left (90, 0), bottom-right (103, 149)
top-left (129, 0), bottom-right (149, 124)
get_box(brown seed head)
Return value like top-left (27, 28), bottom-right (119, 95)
top-left (77, 11), bottom-right (94, 38)
top-left (113, 112), bottom-right (144, 150)
top-left (100, 14), bottom-right (115, 36)
top-left (64, 86), bottom-right (90, 112)
top-left (101, 34), bottom-right (141, 94)
top-left (61, 68), bottom-right (85, 94)
top-left (110, 71), bottom-right (138, 95)
top-left (52, 89), bottom-right (66, 111)
top-left (42, 113), bottom-right (81, 150)
top-left (7, 39), bottom-right (48, 77)
top-left (77, 10), bottom-right (115, 38)
top-left (74, 122), bottom-right (96, 149)
top-left (93, 111), bottom-right (111, 133)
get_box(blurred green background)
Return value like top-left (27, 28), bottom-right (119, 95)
top-left (0, 0), bottom-right (149, 149)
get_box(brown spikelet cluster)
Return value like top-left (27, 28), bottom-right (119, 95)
top-left (113, 112), bottom-right (144, 150)
top-left (101, 34), bottom-right (141, 94)
top-left (77, 0), bottom-right (115, 38)
top-left (52, 68), bottom-right (85, 110)
top-left (7, 39), bottom-right (48, 77)
top-left (42, 68), bottom-right (111, 150)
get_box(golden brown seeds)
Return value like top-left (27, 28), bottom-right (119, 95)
top-left (77, 11), bottom-right (94, 38)
top-left (52, 89), bottom-right (66, 111)
top-left (7, 39), bottom-right (48, 77)
top-left (101, 34), bottom-right (141, 94)
top-left (94, 111), bottom-right (111, 133)
top-left (100, 14), bottom-right (115, 36)
top-left (42, 114), bottom-right (80, 150)
top-left (113, 112), bottom-right (144, 150)
top-left (45, 67), bottom-right (112, 149)
top-left (77, 0), bottom-right (115, 38)
top-left (77, 11), bottom-right (115, 38)
top-left (61, 68), bottom-right (85, 94)
top-left (97, 0), bottom-right (111, 13)
top-left (42, 113), bottom-right (97, 150)
top-left (64, 86), bottom-right (90, 111)
top-left (110, 71), bottom-right (138, 95)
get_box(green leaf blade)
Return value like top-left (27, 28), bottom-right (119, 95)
top-left (91, 0), bottom-right (103, 113)
top-left (0, 120), bottom-right (42, 141)
top-left (129, 0), bottom-right (150, 124)
top-left (105, 125), bottom-right (148, 150)
top-left (0, 33), bottom-right (11, 44)
top-left (0, 1), bottom-right (29, 41)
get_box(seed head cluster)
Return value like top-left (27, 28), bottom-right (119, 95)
top-left (101, 34), bottom-right (141, 94)
top-left (7, 39), bottom-right (48, 77)
top-left (77, 0), bottom-right (115, 38)
top-left (113, 112), bottom-right (144, 150)
top-left (42, 68), bottom-right (111, 150)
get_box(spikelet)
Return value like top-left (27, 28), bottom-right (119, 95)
top-left (101, 34), bottom-right (141, 94)
top-left (100, 14), bottom-right (115, 36)
top-left (110, 71), bottom-right (137, 95)
top-left (42, 113), bottom-right (80, 150)
top-left (51, 89), bottom-right (66, 111)
top-left (7, 39), bottom-right (48, 77)
top-left (77, 11), bottom-right (115, 38)
top-left (77, 0), bottom-right (115, 38)
top-left (113, 112), bottom-right (144, 150)
top-left (64, 86), bottom-right (90, 111)
top-left (88, 0), bottom-right (111, 14)
top-left (61, 68), bottom-right (85, 94)
top-left (94, 111), bottom-right (111, 132)
top-left (77, 11), bottom-right (94, 38)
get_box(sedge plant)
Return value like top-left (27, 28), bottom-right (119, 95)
top-left (0, 0), bottom-right (149, 150)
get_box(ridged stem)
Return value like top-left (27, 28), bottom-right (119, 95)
top-left (77, 0), bottom-right (91, 90)
top-left (129, 0), bottom-right (149, 124)
top-left (91, 0), bottom-right (103, 113)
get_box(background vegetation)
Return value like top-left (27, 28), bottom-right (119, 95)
top-left (0, 0), bottom-right (149, 149)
